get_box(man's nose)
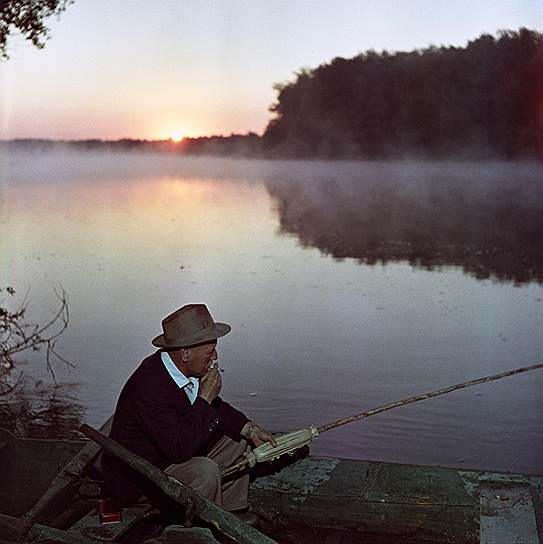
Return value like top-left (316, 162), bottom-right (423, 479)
top-left (211, 350), bottom-right (218, 360)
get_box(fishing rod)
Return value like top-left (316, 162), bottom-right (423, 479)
top-left (221, 361), bottom-right (543, 478)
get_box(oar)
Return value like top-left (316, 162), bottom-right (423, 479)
top-left (222, 361), bottom-right (543, 477)
top-left (79, 424), bottom-right (277, 544)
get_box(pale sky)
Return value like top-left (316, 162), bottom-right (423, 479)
top-left (1, 0), bottom-right (541, 140)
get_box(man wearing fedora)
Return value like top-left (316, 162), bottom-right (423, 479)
top-left (102, 304), bottom-right (275, 522)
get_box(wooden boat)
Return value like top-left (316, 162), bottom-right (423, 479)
top-left (1, 428), bottom-right (542, 543)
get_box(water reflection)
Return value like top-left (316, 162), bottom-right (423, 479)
top-left (0, 378), bottom-right (85, 439)
top-left (265, 164), bottom-right (543, 284)
top-left (1, 154), bottom-right (542, 472)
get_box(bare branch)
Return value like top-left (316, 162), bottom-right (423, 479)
top-left (0, 286), bottom-right (72, 395)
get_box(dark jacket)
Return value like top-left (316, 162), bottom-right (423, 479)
top-left (102, 351), bottom-right (249, 504)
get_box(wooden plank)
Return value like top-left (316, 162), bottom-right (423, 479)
top-left (145, 526), bottom-right (221, 543)
top-left (480, 481), bottom-right (541, 544)
top-left (0, 428), bottom-right (14, 450)
top-left (0, 436), bottom-right (86, 517)
top-left (250, 457), bottom-right (543, 543)
top-left (252, 492), bottom-right (477, 543)
top-left (68, 502), bottom-right (153, 542)
top-left (251, 457), bottom-right (479, 506)
top-left (250, 457), bottom-right (480, 543)
top-left (0, 513), bottom-right (100, 544)
top-left (0, 429), bottom-right (14, 513)
top-left (15, 417), bottom-right (113, 540)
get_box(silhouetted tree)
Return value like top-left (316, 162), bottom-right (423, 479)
top-left (264, 29), bottom-right (543, 159)
top-left (0, 0), bottom-right (73, 59)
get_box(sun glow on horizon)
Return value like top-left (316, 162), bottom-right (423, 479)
top-left (154, 122), bottom-right (236, 142)
top-left (169, 129), bottom-right (186, 142)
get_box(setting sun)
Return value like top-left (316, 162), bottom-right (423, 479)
top-left (170, 130), bottom-right (185, 142)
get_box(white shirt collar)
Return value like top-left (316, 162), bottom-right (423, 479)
top-left (160, 351), bottom-right (199, 403)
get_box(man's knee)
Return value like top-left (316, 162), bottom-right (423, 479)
top-left (187, 457), bottom-right (221, 495)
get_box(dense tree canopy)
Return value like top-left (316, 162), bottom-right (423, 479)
top-left (264, 29), bottom-right (543, 159)
top-left (0, 0), bottom-right (72, 59)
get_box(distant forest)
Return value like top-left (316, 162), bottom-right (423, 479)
top-left (5, 28), bottom-right (542, 160)
top-left (264, 28), bottom-right (543, 159)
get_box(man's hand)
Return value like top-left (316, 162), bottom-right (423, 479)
top-left (242, 422), bottom-right (277, 448)
top-left (198, 366), bottom-right (221, 403)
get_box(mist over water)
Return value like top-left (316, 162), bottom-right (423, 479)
top-left (2, 150), bottom-right (542, 474)
top-left (265, 161), bottom-right (543, 284)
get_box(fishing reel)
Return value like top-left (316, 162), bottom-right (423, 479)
top-left (222, 426), bottom-right (319, 478)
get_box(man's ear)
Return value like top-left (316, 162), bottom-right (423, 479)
top-left (180, 348), bottom-right (191, 363)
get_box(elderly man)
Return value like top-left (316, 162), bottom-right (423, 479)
top-left (102, 304), bottom-right (275, 522)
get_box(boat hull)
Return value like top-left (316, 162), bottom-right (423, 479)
top-left (1, 432), bottom-right (542, 543)
top-left (250, 456), bottom-right (543, 543)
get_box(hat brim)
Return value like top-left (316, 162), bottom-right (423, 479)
top-left (152, 322), bottom-right (231, 349)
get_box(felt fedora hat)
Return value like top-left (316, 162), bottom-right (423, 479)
top-left (152, 304), bottom-right (231, 349)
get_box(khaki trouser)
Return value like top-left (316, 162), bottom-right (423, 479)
top-left (164, 436), bottom-right (250, 511)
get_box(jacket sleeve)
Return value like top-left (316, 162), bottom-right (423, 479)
top-left (211, 396), bottom-right (250, 441)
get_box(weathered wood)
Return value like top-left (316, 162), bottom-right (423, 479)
top-left (144, 526), bottom-right (221, 543)
top-left (3, 429), bottom-right (543, 544)
top-left (0, 436), bottom-right (85, 518)
top-left (0, 513), bottom-right (99, 544)
top-left (249, 457), bottom-right (543, 544)
top-left (279, 495), bottom-right (476, 543)
top-left (68, 502), bottom-right (153, 542)
top-left (16, 417), bottom-right (113, 541)
top-left (79, 424), bottom-right (277, 544)
top-left (480, 481), bottom-right (541, 544)
top-left (0, 428), bottom-right (14, 450)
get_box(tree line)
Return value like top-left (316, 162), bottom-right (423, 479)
top-left (263, 28), bottom-right (543, 159)
top-left (3, 14), bottom-right (541, 160)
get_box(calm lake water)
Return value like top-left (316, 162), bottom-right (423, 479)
top-left (2, 151), bottom-right (542, 474)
